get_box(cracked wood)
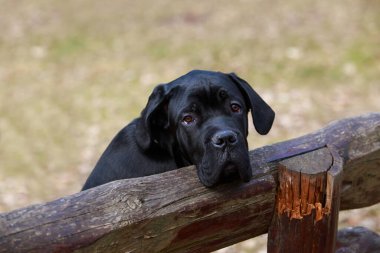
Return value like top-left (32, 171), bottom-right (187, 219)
top-left (267, 147), bottom-right (343, 253)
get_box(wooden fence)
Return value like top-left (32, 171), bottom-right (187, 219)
top-left (0, 113), bottom-right (379, 253)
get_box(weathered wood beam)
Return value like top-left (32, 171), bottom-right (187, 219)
top-left (1, 170), bottom-right (276, 253)
top-left (0, 113), bottom-right (379, 253)
top-left (336, 226), bottom-right (380, 252)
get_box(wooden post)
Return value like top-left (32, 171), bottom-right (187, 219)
top-left (267, 147), bottom-right (343, 253)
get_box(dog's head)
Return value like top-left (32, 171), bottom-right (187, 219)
top-left (136, 70), bottom-right (275, 187)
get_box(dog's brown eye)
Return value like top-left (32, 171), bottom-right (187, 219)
top-left (231, 103), bottom-right (241, 113)
top-left (182, 115), bottom-right (195, 124)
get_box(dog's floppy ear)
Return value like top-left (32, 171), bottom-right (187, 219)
top-left (228, 73), bottom-right (275, 135)
top-left (135, 83), bottom-right (176, 150)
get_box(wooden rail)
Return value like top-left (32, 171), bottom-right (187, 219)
top-left (0, 113), bottom-right (379, 253)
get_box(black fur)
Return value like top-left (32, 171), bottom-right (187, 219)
top-left (82, 70), bottom-right (275, 190)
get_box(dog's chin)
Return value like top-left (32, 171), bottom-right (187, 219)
top-left (220, 163), bottom-right (252, 183)
top-left (196, 156), bottom-right (252, 187)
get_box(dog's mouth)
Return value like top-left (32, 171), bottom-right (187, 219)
top-left (221, 162), bottom-right (252, 183)
top-left (196, 151), bottom-right (252, 187)
top-left (220, 163), bottom-right (242, 182)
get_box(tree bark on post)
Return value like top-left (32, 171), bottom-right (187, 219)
top-left (267, 147), bottom-right (343, 253)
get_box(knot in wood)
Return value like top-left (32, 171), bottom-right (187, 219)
top-left (119, 195), bottom-right (142, 211)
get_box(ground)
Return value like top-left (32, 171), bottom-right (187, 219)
top-left (0, 0), bottom-right (379, 252)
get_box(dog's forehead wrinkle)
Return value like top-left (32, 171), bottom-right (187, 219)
top-left (184, 82), bottom-right (230, 106)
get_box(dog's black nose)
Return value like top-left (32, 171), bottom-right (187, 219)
top-left (211, 130), bottom-right (238, 148)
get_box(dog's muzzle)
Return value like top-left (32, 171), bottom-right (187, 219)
top-left (196, 129), bottom-right (252, 187)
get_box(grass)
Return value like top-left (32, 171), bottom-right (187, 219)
top-left (0, 0), bottom-right (379, 251)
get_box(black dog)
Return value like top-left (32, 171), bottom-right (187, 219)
top-left (82, 70), bottom-right (275, 190)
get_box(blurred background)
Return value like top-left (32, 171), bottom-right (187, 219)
top-left (0, 0), bottom-right (379, 251)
